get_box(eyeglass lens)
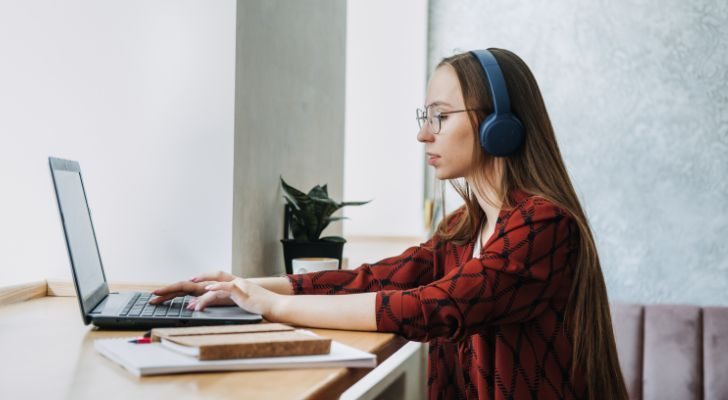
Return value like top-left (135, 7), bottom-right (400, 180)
top-left (416, 107), bottom-right (440, 134)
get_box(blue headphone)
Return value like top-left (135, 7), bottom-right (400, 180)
top-left (469, 49), bottom-right (525, 157)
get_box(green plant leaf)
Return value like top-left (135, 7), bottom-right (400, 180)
top-left (310, 196), bottom-right (337, 205)
top-left (280, 177), bottom-right (310, 211)
top-left (308, 185), bottom-right (329, 199)
top-left (280, 178), bottom-right (370, 241)
top-left (310, 197), bottom-right (340, 226)
top-left (289, 213), bottom-right (310, 241)
top-left (339, 200), bottom-right (372, 207)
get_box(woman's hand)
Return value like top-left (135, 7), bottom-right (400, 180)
top-left (189, 278), bottom-right (281, 318)
top-left (185, 278), bottom-right (377, 331)
top-left (149, 271), bottom-right (238, 306)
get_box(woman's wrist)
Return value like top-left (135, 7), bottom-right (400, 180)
top-left (265, 292), bottom-right (290, 322)
top-left (247, 277), bottom-right (295, 295)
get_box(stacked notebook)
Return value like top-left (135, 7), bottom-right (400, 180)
top-left (151, 323), bottom-right (332, 360)
top-left (94, 323), bottom-right (377, 376)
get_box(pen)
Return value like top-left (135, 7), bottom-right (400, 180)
top-left (129, 331), bottom-right (153, 344)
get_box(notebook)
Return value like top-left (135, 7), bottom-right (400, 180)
top-left (151, 323), bottom-right (332, 360)
top-left (94, 333), bottom-right (377, 376)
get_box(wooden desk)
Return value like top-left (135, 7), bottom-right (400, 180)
top-left (0, 281), bottom-right (404, 400)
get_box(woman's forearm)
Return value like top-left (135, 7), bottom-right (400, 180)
top-left (247, 277), bottom-right (294, 295)
top-left (270, 292), bottom-right (377, 331)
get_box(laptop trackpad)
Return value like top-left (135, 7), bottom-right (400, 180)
top-left (193, 306), bottom-right (256, 318)
top-left (94, 292), bottom-right (136, 315)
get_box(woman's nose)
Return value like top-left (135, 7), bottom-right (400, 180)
top-left (417, 125), bottom-right (435, 143)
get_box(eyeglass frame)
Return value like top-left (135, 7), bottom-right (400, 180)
top-left (416, 106), bottom-right (484, 134)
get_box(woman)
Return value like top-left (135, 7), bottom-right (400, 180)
top-left (152, 48), bottom-right (628, 400)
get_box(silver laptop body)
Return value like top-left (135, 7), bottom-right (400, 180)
top-left (49, 157), bottom-right (261, 329)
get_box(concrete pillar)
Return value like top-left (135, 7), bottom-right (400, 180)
top-left (232, 0), bottom-right (346, 277)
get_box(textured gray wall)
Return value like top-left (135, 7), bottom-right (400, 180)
top-left (428, 0), bottom-right (728, 305)
top-left (233, 0), bottom-right (345, 277)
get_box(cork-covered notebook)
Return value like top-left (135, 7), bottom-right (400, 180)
top-left (150, 323), bottom-right (331, 361)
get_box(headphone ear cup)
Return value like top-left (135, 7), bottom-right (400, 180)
top-left (480, 114), bottom-right (525, 157)
top-left (479, 113), bottom-right (496, 153)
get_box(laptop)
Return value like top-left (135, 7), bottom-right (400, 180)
top-left (48, 157), bottom-right (262, 329)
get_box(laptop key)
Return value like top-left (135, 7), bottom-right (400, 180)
top-left (153, 303), bottom-right (170, 317)
top-left (119, 293), bottom-right (141, 316)
top-left (181, 297), bottom-right (193, 317)
top-left (141, 305), bottom-right (155, 317)
top-left (129, 304), bottom-right (145, 314)
top-left (168, 298), bottom-right (183, 317)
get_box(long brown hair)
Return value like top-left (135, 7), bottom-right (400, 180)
top-left (433, 49), bottom-right (628, 400)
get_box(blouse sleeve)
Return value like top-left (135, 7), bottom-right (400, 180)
top-left (286, 235), bottom-right (441, 295)
top-left (374, 198), bottom-right (578, 342)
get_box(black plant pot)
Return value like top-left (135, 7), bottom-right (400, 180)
top-left (280, 239), bottom-right (345, 275)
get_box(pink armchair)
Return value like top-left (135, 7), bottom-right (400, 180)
top-left (611, 303), bottom-right (728, 400)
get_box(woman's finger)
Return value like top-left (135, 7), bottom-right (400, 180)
top-left (150, 284), bottom-right (203, 304)
top-left (149, 291), bottom-right (189, 304)
top-left (205, 281), bottom-right (250, 309)
top-left (189, 271), bottom-right (236, 283)
top-left (152, 281), bottom-right (204, 297)
top-left (204, 281), bottom-right (236, 293)
top-left (185, 294), bottom-right (234, 309)
top-left (209, 281), bottom-right (249, 304)
top-left (193, 288), bottom-right (232, 311)
top-left (193, 279), bottom-right (266, 315)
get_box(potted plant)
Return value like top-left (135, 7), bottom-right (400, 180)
top-left (280, 177), bottom-right (370, 274)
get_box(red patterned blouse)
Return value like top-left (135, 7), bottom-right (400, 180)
top-left (287, 189), bottom-right (587, 399)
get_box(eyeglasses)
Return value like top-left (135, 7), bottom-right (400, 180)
top-left (416, 105), bottom-right (481, 134)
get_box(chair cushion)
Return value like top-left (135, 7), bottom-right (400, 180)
top-left (643, 305), bottom-right (702, 400)
top-left (703, 307), bottom-right (728, 400)
top-left (611, 303), bottom-right (643, 400)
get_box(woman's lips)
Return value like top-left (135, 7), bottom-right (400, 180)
top-left (427, 155), bottom-right (440, 165)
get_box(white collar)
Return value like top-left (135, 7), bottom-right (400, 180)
top-left (473, 217), bottom-right (485, 258)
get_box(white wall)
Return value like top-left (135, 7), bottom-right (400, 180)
top-left (343, 0), bottom-right (428, 238)
top-left (0, 0), bottom-right (236, 286)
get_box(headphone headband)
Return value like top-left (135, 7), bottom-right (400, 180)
top-left (468, 49), bottom-right (525, 157)
top-left (469, 50), bottom-right (511, 115)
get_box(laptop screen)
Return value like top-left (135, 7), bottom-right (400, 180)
top-left (50, 158), bottom-right (108, 319)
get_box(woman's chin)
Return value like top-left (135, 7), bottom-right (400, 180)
top-left (435, 169), bottom-right (452, 180)
top-left (435, 168), bottom-right (466, 180)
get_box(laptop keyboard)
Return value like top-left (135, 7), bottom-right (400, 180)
top-left (118, 293), bottom-right (194, 318)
